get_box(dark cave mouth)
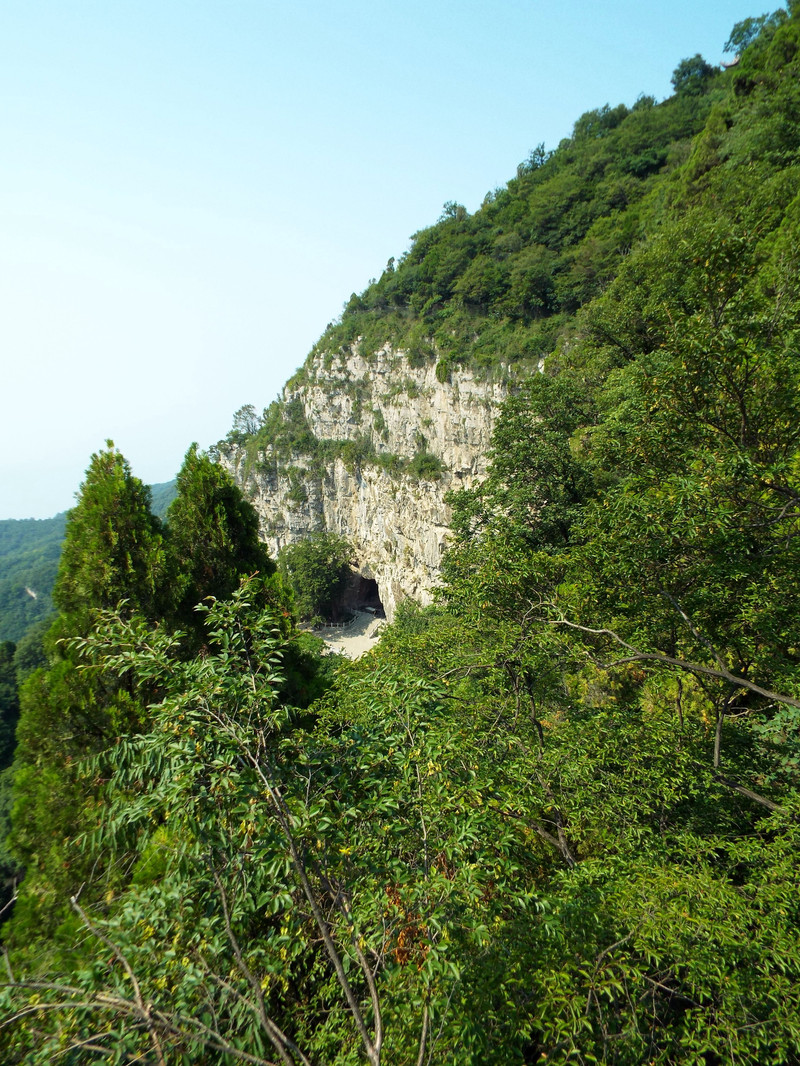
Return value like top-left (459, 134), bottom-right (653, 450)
top-left (335, 574), bottom-right (385, 618)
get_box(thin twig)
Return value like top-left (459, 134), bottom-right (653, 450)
top-left (213, 869), bottom-right (312, 1066)
top-left (70, 894), bottom-right (167, 1066)
top-left (547, 618), bottom-right (800, 710)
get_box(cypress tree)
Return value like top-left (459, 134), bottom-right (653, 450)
top-left (5, 444), bottom-right (164, 950)
top-left (54, 442), bottom-right (164, 627)
top-left (165, 444), bottom-right (274, 637)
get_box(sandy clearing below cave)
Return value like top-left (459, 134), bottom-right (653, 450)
top-left (315, 611), bottom-right (386, 660)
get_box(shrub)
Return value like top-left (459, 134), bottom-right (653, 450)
top-left (278, 532), bottom-right (354, 623)
top-left (408, 451), bottom-right (444, 480)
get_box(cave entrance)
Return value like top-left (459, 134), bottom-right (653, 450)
top-left (338, 573), bottom-right (385, 618)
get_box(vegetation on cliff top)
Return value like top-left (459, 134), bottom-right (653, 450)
top-left (226, 4), bottom-right (790, 474)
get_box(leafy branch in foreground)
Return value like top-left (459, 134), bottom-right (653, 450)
top-left (1, 579), bottom-right (536, 1064)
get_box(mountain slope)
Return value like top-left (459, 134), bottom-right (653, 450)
top-left (0, 481), bottom-right (177, 642)
top-left (220, 17), bottom-right (799, 614)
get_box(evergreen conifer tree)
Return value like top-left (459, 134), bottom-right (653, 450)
top-left (164, 444), bottom-right (274, 637)
top-left (5, 444), bottom-right (164, 950)
top-left (53, 442), bottom-right (164, 627)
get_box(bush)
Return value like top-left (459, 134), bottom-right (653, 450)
top-left (278, 531), bottom-right (354, 623)
top-left (408, 451), bottom-right (444, 480)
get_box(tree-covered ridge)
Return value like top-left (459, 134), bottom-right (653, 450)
top-left (0, 482), bottom-right (176, 644)
top-left (3, 8), bottom-right (800, 1064)
top-left (302, 59), bottom-right (719, 378)
top-left (226, 12), bottom-right (783, 467)
top-left (222, 75), bottom-right (721, 474)
top-left (0, 516), bottom-right (65, 643)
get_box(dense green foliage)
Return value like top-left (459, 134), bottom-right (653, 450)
top-left (165, 445), bottom-right (274, 639)
top-left (5, 447), bottom-right (168, 948)
top-left (0, 644), bottom-right (20, 776)
top-left (0, 516), bottom-right (65, 643)
top-left (0, 642), bottom-right (21, 912)
top-left (4, 8), bottom-right (800, 1064)
top-left (53, 446), bottom-right (165, 626)
top-left (0, 623), bottom-right (51, 917)
top-left (278, 530), bottom-right (354, 624)
top-left (0, 447), bottom-right (287, 953)
top-left (0, 482), bottom-right (175, 645)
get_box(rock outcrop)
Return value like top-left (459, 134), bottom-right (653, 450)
top-left (220, 344), bottom-right (509, 620)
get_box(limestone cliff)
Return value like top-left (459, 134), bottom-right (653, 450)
top-left (219, 343), bottom-right (509, 620)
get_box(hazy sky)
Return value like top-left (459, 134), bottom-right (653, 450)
top-left (1, 0), bottom-right (758, 519)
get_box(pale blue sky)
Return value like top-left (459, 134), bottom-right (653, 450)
top-left (1, 0), bottom-right (760, 518)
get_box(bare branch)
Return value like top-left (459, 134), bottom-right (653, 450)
top-left (213, 869), bottom-right (313, 1066)
top-left (662, 593), bottom-right (727, 672)
top-left (0, 885), bottom-right (18, 921)
top-left (54, 1032), bottom-right (116, 1059)
top-left (70, 894), bottom-right (167, 1066)
top-left (501, 804), bottom-right (577, 868)
top-left (712, 774), bottom-right (783, 813)
top-left (0, 981), bottom-right (284, 1066)
top-left (546, 618), bottom-right (800, 710)
top-left (415, 1002), bottom-right (430, 1066)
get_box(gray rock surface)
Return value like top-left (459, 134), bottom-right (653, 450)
top-left (220, 343), bottom-right (510, 620)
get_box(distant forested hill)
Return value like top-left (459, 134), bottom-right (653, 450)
top-left (0, 515), bottom-right (65, 642)
top-left (0, 481), bottom-right (176, 642)
top-left (149, 479), bottom-right (178, 520)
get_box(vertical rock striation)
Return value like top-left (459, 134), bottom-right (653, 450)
top-left (220, 343), bottom-right (509, 620)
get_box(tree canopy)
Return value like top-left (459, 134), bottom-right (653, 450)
top-left (278, 530), bottom-right (354, 624)
top-left (165, 444), bottom-right (274, 636)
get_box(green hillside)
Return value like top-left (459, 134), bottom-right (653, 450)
top-left (149, 478), bottom-right (179, 521)
top-left (314, 70), bottom-right (716, 377)
top-left (4, 8), bottom-right (800, 1065)
top-left (0, 481), bottom-right (176, 643)
top-left (235, 38), bottom-right (739, 460)
top-left (0, 515), bottom-right (65, 642)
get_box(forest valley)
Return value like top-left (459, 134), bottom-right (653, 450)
top-left (1, 6), bottom-right (800, 1064)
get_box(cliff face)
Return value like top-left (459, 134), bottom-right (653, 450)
top-left (220, 344), bottom-right (509, 620)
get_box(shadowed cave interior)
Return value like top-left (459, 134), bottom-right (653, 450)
top-left (337, 574), bottom-right (384, 618)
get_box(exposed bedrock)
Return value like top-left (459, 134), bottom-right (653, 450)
top-left (220, 344), bottom-right (510, 620)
